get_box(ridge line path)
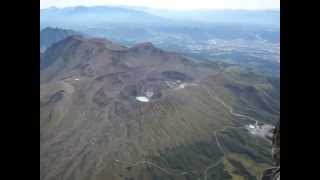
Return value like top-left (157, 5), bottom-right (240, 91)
top-left (201, 84), bottom-right (274, 180)
top-left (115, 83), bottom-right (273, 180)
top-left (203, 85), bottom-right (272, 127)
top-left (202, 130), bottom-right (226, 180)
top-left (203, 158), bottom-right (224, 180)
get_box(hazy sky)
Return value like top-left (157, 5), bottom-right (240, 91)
top-left (40, 0), bottom-right (280, 10)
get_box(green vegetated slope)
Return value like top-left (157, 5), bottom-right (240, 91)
top-left (40, 36), bottom-right (279, 180)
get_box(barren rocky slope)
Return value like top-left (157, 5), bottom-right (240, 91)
top-left (40, 36), bottom-right (279, 180)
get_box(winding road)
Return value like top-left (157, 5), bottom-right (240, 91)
top-left (111, 83), bottom-right (274, 180)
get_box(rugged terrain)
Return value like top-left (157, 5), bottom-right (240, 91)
top-left (40, 35), bottom-right (279, 180)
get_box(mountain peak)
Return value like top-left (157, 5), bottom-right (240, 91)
top-left (65, 34), bottom-right (85, 40)
top-left (57, 35), bottom-right (87, 45)
top-left (42, 27), bottom-right (57, 31)
top-left (40, 27), bottom-right (81, 50)
top-left (131, 42), bottom-right (155, 50)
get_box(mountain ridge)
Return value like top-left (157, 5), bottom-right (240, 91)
top-left (41, 36), bottom-right (279, 180)
top-left (40, 27), bottom-right (81, 51)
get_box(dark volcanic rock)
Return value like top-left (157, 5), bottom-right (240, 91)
top-left (161, 71), bottom-right (193, 82)
top-left (261, 121), bottom-right (280, 180)
top-left (41, 90), bottom-right (65, 106)
top-left (272, 122), bottom-right (280, 166)
top-left (92, 88), bottom-right (112, 107)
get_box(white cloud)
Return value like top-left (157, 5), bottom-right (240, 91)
top-left (40, 0), bottom-right (280, 10)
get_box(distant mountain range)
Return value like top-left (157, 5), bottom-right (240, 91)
top-left (141, 8), bottom-right (279, 27)
top-left (40, 6), bottom-right (170, 29)
top-left (41, 35), bottom-right (279, 180)
top-left (40, 6), bottom-right (279, 78)
top-left (41, 6), bottom-right (279, 27)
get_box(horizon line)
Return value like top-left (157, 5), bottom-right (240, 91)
top-left (40, 5), bottom-right (280, 11)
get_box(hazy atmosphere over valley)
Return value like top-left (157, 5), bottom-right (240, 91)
top-left (40, 1), bottom-right (280, 180)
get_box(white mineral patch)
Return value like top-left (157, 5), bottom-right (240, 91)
top-left (179, 84), bottom-right (185, 89)
top-left (166, 81), bottom-right (177, 88)
top-left (146, 91), bottom-right (154, 98)
top-left (136, 96), bottom-right (150, 102)
top-left (74, 78), bottom-right (80, 81)
top-left (246, 124), bottom-right (275, 139)
top-left (176, 83), bottom-right (198, 89)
